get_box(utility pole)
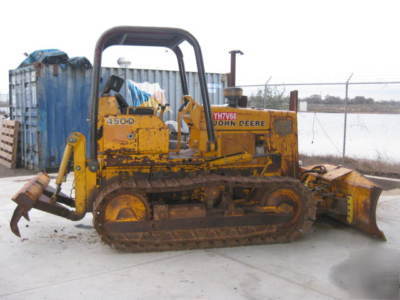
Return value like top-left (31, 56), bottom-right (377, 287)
top-left (342, 73), bottom-right (353, 161)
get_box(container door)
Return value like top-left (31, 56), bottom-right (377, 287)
top-left (10, 68), bottom-right (39, 169)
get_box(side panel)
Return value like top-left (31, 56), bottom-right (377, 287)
top-left (102, 115), bottom-right (169, 154)
top-left (269, 112), bottom-right (299, 177)
top-left (186, 105), bottom-right (298, 176)
top-left (219, 133), bottom-right (255, 156)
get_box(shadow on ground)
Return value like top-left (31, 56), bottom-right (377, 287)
top-left (331, 247), bottom-right (400, 300)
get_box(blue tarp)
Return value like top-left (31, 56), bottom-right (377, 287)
top-left (68, 57), bottom-right (92, 69)
top-left (18, 49), bottom-right (69, 68)
top-left (127, 80), bottom-right (151, 106)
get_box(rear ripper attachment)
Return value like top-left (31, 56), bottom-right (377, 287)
top-left (301, 164), bottom-right (385, 240)
top-left (10, 172), bottom-right (80, 237)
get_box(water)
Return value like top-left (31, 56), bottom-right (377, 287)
top-left (298, 112), bottom-right (400, 162)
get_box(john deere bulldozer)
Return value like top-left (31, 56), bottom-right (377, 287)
top-left (10, 26), bottom-right (385, 252)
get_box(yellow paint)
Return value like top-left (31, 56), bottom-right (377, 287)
top-left (255, 204), bottom-right (293, 214)
top-left (101, 114), bottom-right (169, 154)
top-left (55, 142), bottom-right (73, 186)
top-left (207, 152), bottom-right (253, 167)
top-left (176, 95), bottom-right (197, 152)
top-left (57, 132), bottom-right (96, 216)
top-left (182, 101), bottom-right (298, 175)
top-left (267, 188), bottom-right (300, 206)
top-left (346, 195), bottom-right (354, 224)
top-left (98, 96), bottom-right (121, 120)
top-left (301, 164), bottom-right (384, 239)
top-left (104, 193), bottom-right (147, 222)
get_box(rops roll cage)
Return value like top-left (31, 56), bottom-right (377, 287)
top-left (89, 26), bottom-right (216, 162)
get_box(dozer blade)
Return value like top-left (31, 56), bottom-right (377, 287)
top-left (10, 172), bottom-right (76, 237)
top-left (302, 164), bottom-right (385, 240)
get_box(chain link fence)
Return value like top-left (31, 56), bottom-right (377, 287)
top-left (238, 81), bottom-right (400, 163)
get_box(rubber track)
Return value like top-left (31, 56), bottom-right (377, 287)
top-left (92, 175), bottom-right (317, 252)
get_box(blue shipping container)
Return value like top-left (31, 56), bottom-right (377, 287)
top-left (9, 64), bottom-right (226, 170)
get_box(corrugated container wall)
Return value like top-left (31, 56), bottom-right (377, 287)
top-left (9, 64), bottom-right (226, 170)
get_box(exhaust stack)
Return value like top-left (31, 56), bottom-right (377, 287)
top-left (225, 50), bottom-right (247, 107)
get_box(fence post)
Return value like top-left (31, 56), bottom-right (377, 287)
top-left (289, 90), bottom-right (299, 112)
top-left (342, 73), bottom-right (353, 161)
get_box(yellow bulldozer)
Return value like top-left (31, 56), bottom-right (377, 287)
top-left (10, 26), bottom-right (385, 252)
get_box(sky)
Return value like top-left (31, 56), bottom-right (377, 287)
top-left (1, 0), bottom-right (400, 100)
